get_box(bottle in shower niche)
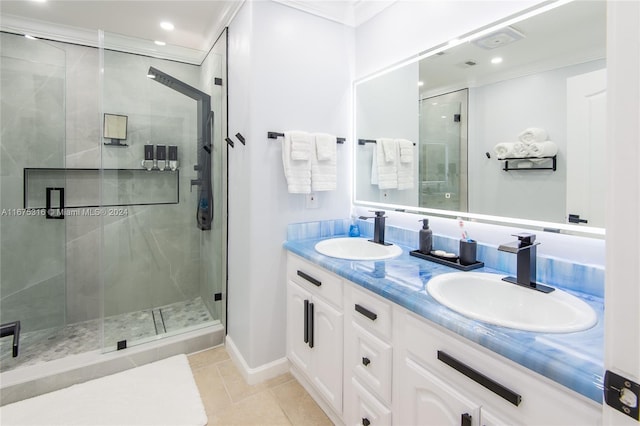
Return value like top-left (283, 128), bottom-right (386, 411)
top-left (156, 145), bottom-right (167, 171)
top-left (142, 144), bottom-right (154, 171)
top-left (168, 145), bottom-right (179, 171)
top-left (419, 218), bottom-right (433, 254)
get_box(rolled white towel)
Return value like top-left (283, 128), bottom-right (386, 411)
top-left (512, 142), bottom-right (530, 158)
top-left (493, 142), bottom-right (517, 159)
top-left (528, 140), bottom-right (558, 158)
top-left (518, 127), bottom-right (548, 144)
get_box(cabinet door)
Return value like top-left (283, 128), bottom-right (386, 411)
top-left (397, 356), bottom-right (479, 426)
top-left (346, 377), bottom-right (392, 426)
top-left (287, 280), bottom-right (312, 375)
top-left (311, 295), bottom-right (344, 414)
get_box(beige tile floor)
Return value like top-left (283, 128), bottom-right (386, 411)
top-left (188, 346), bottom-right (333, 426)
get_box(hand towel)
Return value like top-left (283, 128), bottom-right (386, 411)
top-left (396, 139), bottom-right (414, 190)
top-left (282, 131), bottom-right (311, 194)
top-left (311, 133), bottom-right (337, 191)
top-left (493, 142), bottom-right (517, 159)
top-left (374, 139), bottom-right (398, 189)
top-left (380, 138), bottom-right (397, 162)
top-left (287, 131), bottom-right (312, 160)
top-left (518, 127), bottom-right (548, 144)
top-left (314, 133), bottom-right (336, 161)
top-left (528, 140), bottom-right (558, 158)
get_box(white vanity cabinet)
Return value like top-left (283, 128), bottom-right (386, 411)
top-left (343, 284), bottom-right (394, 426)
top-left (393, 307), bottom-right (601, 426)
top-left (286, 253), bottom-right (344, 415)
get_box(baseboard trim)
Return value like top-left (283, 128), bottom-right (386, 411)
top-left (224, 335), bottom-right (289, 386)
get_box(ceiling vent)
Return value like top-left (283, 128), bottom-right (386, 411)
top-left (472, 26), bottom-right (525, 50)
top-left (457, 60), bottom-right (478, 69)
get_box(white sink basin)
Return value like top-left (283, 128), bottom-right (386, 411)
top-left (427, 272), bottom-right (597, 333)
top-left (315, 238), bottom-right (402, 261)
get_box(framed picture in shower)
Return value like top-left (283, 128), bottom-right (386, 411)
top-left (103, 113), bottom-right (128, 146)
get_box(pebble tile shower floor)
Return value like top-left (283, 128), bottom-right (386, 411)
top-left (0, 297), bottom-right (214, 372)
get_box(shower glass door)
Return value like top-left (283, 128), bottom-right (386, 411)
top-left (99, 31), bottom-right (224, 352)
top-left (0, 33), bottom-right (67, 370)
top-left (418, 89), bottom-right (469, 211)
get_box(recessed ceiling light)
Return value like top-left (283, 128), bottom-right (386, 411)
top-left (24, 34), bottom-right (37, 40)
top-left (160, 21), bottom-right (174, 31)
top-left (154, 40), bottom-right (166, 46)
top-left (147, 74), bottom-right (156, 79)
top-left (491, 57), bottom-right (503, 64)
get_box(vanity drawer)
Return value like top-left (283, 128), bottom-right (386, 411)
top-left (287, 253), bottom-right (342, 308)
top-left (346, 377), bottom-right (392, 426)
top-left (347, 284), bottom-right (392, 341)
top-left (346, 321), bottom-right (393, 405)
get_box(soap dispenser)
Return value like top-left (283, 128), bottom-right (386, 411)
top-left (419, 218), bottom-right (433, 254)
top-left (349, 211), bottom-right (360, 237)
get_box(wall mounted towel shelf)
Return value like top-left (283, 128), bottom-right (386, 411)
top-left (268, 132), bottom-right (345, 144)
top-left (502, 156), bottom-right (556, 171)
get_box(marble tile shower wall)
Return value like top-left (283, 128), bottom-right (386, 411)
top-left (1, 32), bottom-right (209, 331)
top-left (287, 219), bottom-right (604, 298)
top-left (0, 33), bottom-right (67, 331)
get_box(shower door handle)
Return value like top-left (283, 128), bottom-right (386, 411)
top-left (45, 187), bottom-right (65, 219)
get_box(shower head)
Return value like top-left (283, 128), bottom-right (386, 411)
top-left (147, 66), bottom-right (209, 102)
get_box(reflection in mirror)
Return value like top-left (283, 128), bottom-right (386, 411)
top-left (103, 113), bottom-right (128, 146)
top-left (354, 0), bottom-right (606, 235)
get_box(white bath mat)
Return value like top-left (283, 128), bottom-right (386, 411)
top-left (0, 354), bottom-right (207, 426)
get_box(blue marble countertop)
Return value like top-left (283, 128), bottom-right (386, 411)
top-left (283, 236), bottom-right (604, 404)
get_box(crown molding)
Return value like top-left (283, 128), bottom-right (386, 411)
top-left (272, 0), bottom-right (396, 27)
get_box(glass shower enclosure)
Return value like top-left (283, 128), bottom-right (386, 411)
top-left (0, 30), bottom-right (226, 372)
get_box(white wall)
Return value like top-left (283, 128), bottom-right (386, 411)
top-left (228, 1), bottom-right (354, 368)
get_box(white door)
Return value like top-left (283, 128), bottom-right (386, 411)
top-left (396, 356), bottom-right (480, 426)
top-left (286, 281), bottom-right (312, 375)
top-left (566, 68), bottom-right (606, 228)
top-left (311, 295), bottom-right (344, 414)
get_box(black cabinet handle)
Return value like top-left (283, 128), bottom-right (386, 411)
top-left (303, 300), bottom-right (309, 344)
top-left (461, 413), bottom-right (472, 426)
top-left (297, 270), bottom-right (321, 287)
top-left (308, 302), bottom-right (314, 348)
top-left (438, 351), bottom-right (522, 406)
top-left (362, 418), bottom-right (371, 426)
top-left (362, 357), bottom-right (371, 366)
top-left (355, 304), bottom-right (377, 321)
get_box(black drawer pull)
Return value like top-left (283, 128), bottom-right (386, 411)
top-left (303, 299), bottom-right (309, 344)
top-left (461, 413), bottom-right (472, 426)
top-left (297, 270), bottom-right (321, 287)
top-left (438, 351), bottom-right (522, 406)
top-left (308, 302), bottom-right (314, 348)
top-left (362, 357), bottom-right (371, 366)
top-left (355, 304), bottom-right (377, 321)
top-left (362, 418), bottom-right (371, 426)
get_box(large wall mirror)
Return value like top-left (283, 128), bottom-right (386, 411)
top-left (354, 0), bottom-right (606, 236)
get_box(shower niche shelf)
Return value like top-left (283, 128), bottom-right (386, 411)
top-left (24, 168), bottom-right (180, 209)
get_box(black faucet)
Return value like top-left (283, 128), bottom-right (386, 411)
top-left (0, 321), bottom-right (21, 357)
top-left (359, 210), bottom-right (391, 246)
top-left (498, 233), bottom-right (554, 293)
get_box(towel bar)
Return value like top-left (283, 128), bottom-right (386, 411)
top-left (358, 139), bottom-right (416, 146)
top-left (267, 132), bottom-right (345, 144)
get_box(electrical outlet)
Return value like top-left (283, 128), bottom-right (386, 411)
top-left (306, 193), bottom-right (319, 209)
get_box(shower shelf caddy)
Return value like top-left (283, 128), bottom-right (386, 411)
top-left (23, 168), bottom-right (180, 210)
top-left (501, 155), bottom-right (557, 171)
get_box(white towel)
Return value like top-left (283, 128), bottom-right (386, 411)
top-left (518, 127), bottom-right (548, 144)
top-left (512, 142), bottom-right (530, 158)
top-left (493, 142), bottom-right (517, 159)
top-left (396, 139), bottom-right (414, 190)
top-left (314, 133), bottom-right (336, 161)
top-left (287, 130), bottom-right (312, 160)
top-left (380, 138), bottom-right (397, 162)
top-left (528, 140), bottom-right (558, 158)
top-left (282, 131), bottom-right (311, 194)
top-left (373, 139), bottom-right (398, 189)
top-left (311, 133), bottom-right (337, 191)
